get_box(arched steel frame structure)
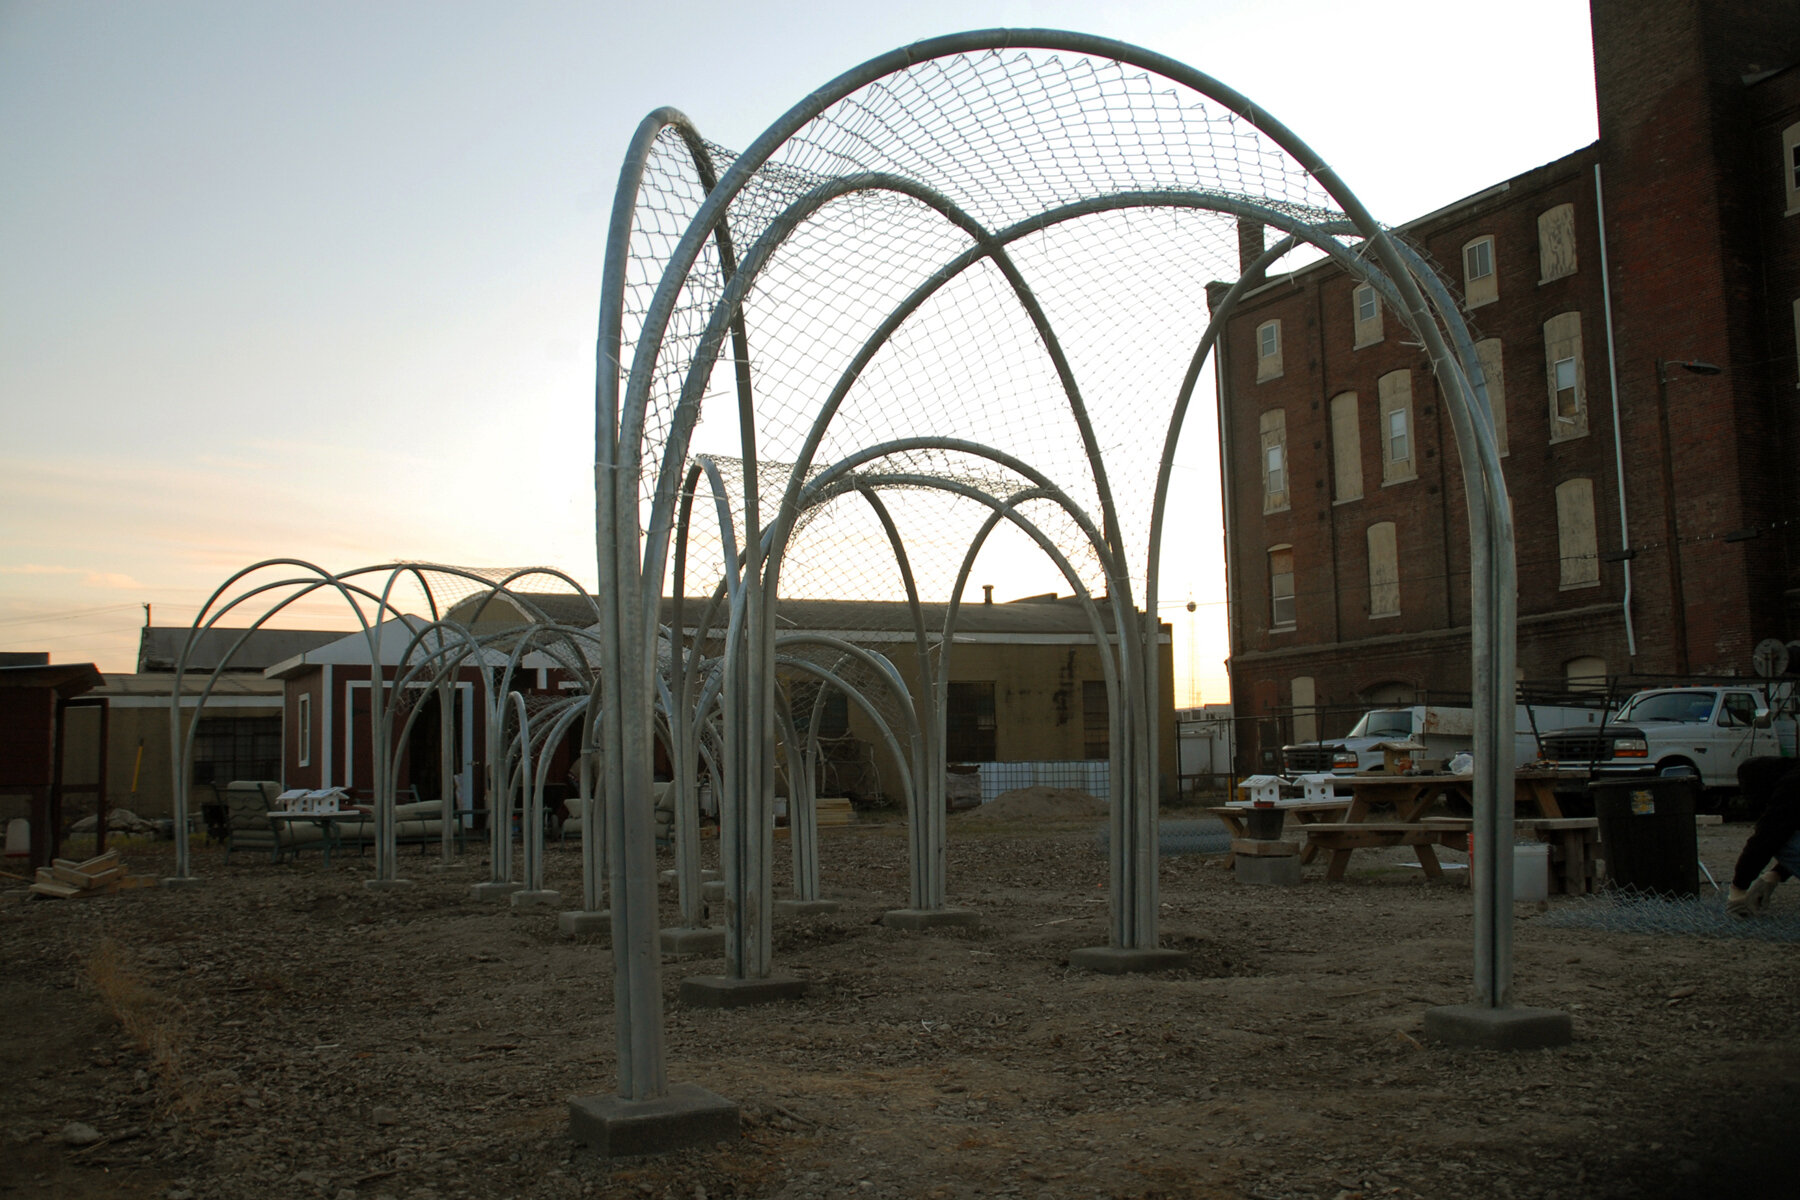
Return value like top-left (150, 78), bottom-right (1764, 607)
top-left (594, 29), bottom-right (1523, 1111)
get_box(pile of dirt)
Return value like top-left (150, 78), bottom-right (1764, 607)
top-left (954, 786), bottom-right (1107, 823)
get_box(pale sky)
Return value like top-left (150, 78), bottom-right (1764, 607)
top-left (0, 0), bottom-right (1599, 703)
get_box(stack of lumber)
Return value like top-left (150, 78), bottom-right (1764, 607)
top-left (28, 850), bottom-right (146, 899)
top-left (815, 797), bottom-right (857, 827)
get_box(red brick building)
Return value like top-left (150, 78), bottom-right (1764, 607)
top-left (1216, 0), bottom-right (1800, 771)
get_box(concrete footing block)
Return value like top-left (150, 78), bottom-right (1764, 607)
top-left (1068, 946), bottom-right (1192, 975)
top-left (362, 878), bottom-right (414, 892)
top-left (558, 910), bottom-right (612, 938)
top-left (470, 880), bottom-right (524, 901)
top-left (1234, 854), bottom-right (1302, 886)
top-left (1423, 1003), bottom-right (1573, 1051)
top-left (568, 1083), bottom-right (738, 1157)
top-left (677, 972), bottom-right (808, 1008)
top-left (160, 876), bottom-right (204, 889)
top-left (775, 898), bottom-right (840, 917)
top-left (510, 888), bottom-right (562, 909)
top-left (880, 907), bottom-right (981, 930)
top-left (701, 880), bottom-right (725, 903)
top-left (660, 925), bottom-right (725, 956)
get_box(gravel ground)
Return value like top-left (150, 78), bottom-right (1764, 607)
top-left (4, 806), bottom-right (1797, 1200)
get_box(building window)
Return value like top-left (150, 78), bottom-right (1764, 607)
top-left (1785, 122), bottom-right (1800, 216)
top-left (1537, 203), bottom-right (1577, 282)
top-left (192, 716), bottom-right (282, 786)
top-left (1543, 312), bottom-right (1588, 440)
top-left (1081, 680), bottom-right (1109, 760)
top-left (1260, 408), bottom-right (1288, 512)
top-left (1474, 338), bottom-right (1509, 455)
top-left (298, 692), bottom-right (312, 768)
top-left (945, 681), bottom-right (997, 762)
top-left (1556, 477), bottom-right (1600, 589)
top-left (1291, 676), bottom-right (1318, 744)
top-left (1792, 298), bottom-right (1799, 388)
top-left (792, 681), bottom-right (850, 739)
top-left (1367, 522), bottom-right (1400, 618)
top-left (1565, 655), bottom-right (1607, 693)
top-left (1378, 370), bottom-right (1415, 484)
top-left (1269, 546), bottom-right (1295, 631)
top-left (1353, 284), bottom-right (1383, 348)
top-left (1329, 391), bottom-right (1363, 502)
top-left (1463, 235), bottom-right (1497, 308)
top-left (1256, 319), bottom-right (1283, 381)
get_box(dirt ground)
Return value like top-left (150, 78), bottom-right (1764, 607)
top-left (4, 796), bottom-right (1798, 1200)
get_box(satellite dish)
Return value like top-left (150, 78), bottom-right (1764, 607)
top-left (1752, 638), bottom-right (1789, 678)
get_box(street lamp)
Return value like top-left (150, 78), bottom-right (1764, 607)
top-left (1654, 358), bottom-right (1724, 675)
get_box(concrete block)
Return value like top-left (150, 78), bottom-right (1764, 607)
top-left (1234, 854), bottom-right (1302, 886)
top-left (470, 880), bottom-right (524, 901)
top-left (362, 878), bottom-right (414, 892)
top-left (510, 888), bottom-right (562, 909)
top-left (880, 907), bottom-right (981, 930)
top-left (558, 910), bottom-right (612, 938)
top-left (701, 880), bottom-right (725, 903)
top-left (1068, 946), bottom-right (1191, 975)
top-left (568, 1083), bottom-right (738, 1157)
top-left (1423, 1003), bottom-right (1573, 1050)
top-left (775, 898), bottom-right (840, 917)
top-left (160, 876), bottom-right (205, 889)
top-left (660, 925), bottom-right (725, 956)
top-left (678, 972), bottom-right (808, 1008)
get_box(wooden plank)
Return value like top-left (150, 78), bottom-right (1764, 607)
top-left (29, 879), bottom-right (82, 898)
top-left (1229, 838), bottom-right (1299, 858)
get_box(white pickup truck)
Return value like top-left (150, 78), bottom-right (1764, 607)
top-left (1281, 703), bottom-right (1606, 775)
top-left (1537, 685), bottom-right (1797, 792)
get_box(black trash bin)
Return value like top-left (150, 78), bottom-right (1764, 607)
top-left (1590, 776), bottom-right (1699, 896)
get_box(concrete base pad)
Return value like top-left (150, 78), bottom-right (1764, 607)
top-left (701, 880), bottom-right (725, 903)
top-left (1423, 1003), bottom-right (1573, 1050)
top-left (775, 898), bottom-right (841, 916)
top-left (678, 973), bottom-right (808, 1009)
top-left (568, 1083), bottom-right (738, 1157)
top-left (160, 876), bottom-right (204, 888)
top-left (660, 926), bottom-right (725, 956)
top-left (362, 878), bottom-right (414, 892)
top-left (558, 910), bottom-right (612, 938)
top-left (1068, 946), bottom-right (1192, 975)
top-left (1234, 854), bottom-right (1303, 886)
top-left (510, 889), bottom-right (562, 909)
top-left (470, 880), bottom-right (524, 901)
top-left (880, 907), bottom-right (981, 930)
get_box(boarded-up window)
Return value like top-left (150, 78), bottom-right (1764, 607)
top-left (1556, 477), bottom-right (1600, 588)
top-left (1291, 676), bottom-right (1317, 744)
top-left (1538, 203), bottom-right (1577, 282)
top-left (945, 681), bottom-right (997, 762)
top-left (1269, 545), bottom-right (1295, 630)
top-left (1544, 312), bottom-right (1588, 441)
top-left (1378, 370), bottom-right (1415, 485)
top-left (1256, 319), bottom-right (1282, 381)
top-left (1353, 284), bottom-right (1382, 348)
top-left (1260, 408), bottom-right (1288, 512)
top-left (1474, 338), bottom-right (1509, 455)
top-left (1463, 235), bottom-right (1497, 308)
top-left (1565, 655), bottom-right (1607, 693)
top-left (1329, 391), bottom-right (1362, 502)
top-left (1082, 680), bottom-right (1109, 760)
top-left (1367, 522), bottom-right (1400, 617)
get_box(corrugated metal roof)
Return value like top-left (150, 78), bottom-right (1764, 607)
top-left (137, 626), bottom-right (346, 673)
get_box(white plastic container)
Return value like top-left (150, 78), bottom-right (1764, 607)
top-left (1514, 843), bottom-right (1551, 902)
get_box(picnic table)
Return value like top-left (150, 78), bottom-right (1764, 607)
top-left (1208, 799), bottom-right (1352, 866)
top-left (1301, 770), bottom-right (1589, 884)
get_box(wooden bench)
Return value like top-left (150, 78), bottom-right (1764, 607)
top-left (1209, 801), bottom-right (1352, 866)
top-left (1419, 816), bottom-right (1601, 895)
